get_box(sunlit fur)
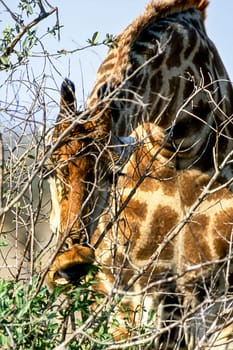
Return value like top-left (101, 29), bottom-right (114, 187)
top-left (47, 119), bottom-right (233, 347)
top-left (46, 0), bottom-right (233, 348)
top-left (93, 123), bottom-right (233, 346)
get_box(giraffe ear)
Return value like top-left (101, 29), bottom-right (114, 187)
top-left (57, 78), bottom-right (77, 123)
top-left (51, 78), bottom-right (78, 137)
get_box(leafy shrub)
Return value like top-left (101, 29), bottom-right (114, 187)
top-left (0, 269), bottom-right (119, 350)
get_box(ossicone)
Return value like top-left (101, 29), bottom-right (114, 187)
top-left (61, 78), bottom-right (76, 105)
top-left (58, 78), bottom-right (77, 122)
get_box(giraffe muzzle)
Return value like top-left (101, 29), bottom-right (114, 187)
top-left (55, 263), bottom-right (93, 284)
top-left (46, 244), bottom-right (95, 288)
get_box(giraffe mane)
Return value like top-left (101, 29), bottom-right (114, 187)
top-left (117, 0), bottom-right (209, 68)
top-left (119, 0), bottom-right (208, 45)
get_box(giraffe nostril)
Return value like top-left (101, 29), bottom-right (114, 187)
top-left (56, 263), bottom-right (93, 284)
top-left (52, 244), bottom-right (96, 286)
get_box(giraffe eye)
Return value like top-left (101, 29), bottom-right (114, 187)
top-left (42, 157), bottom-right (56, 179)
top-left (58, 163), bottom-right (69, 178)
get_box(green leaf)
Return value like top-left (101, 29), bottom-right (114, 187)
top-left (22, 35), bottom-right (29, 49)
top-left (0, 56), bottom-right (10, 66)
top-left (26, 4), bottom-right (33, 15)
top-left (57, 49), bottom-right (68, 55)
top-left (0, 241), bottom-right (8, 247)
top-left (92, 31), bottom-right (99, 44)
top-left (87, 31), bottom-right (100, 45)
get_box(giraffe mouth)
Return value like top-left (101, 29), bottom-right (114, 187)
top-left (54, 263), bottom-right (94, 285)
top-left (46, 244), bottom-right (95, 288)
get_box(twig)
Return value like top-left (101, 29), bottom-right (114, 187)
top-left (0, 133), bottom-right (3, 213)
top-left (0, 1), bottom-right (57, 58)
top-left (0, 0), bottom-right (23, 25)
top-left (53, 299), bottom-right (109, 350)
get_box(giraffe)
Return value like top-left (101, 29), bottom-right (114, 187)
top-left (46, 90), bottom-right (233, 347)
top-left (45, 0), bottom-right (233, 348)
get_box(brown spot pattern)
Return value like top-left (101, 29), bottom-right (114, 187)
top-left (184, 214), bottom-right (211, 264)
top-left (123, 198), bottom-right (148, 221)
top-left (179, 170), bottom-right (209, 207)
top-left (137, 205), bottom-right (179, 261)
top-left (119, 198), bottom-right (148, 250)
top-left (121, 140), bottom-right (177, 195)
top-left (213, 209), bottom-right (233, 257)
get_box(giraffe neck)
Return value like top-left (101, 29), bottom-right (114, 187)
top-left (87, 1), bottom-right (233, 184)
top-left (87, 0), bottom-right (208, 108)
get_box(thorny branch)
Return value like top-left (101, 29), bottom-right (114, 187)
top-left (0, 134), bottom-right (3, 212)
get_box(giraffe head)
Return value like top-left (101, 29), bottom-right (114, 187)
top-left (45, 79), bottom-right (117, 288)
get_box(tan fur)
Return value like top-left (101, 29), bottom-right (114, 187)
top-left (45, 0), bottom-right (233, 347)
top-left (92, 124), bottom-right (233, 347)
top-left (47, 122), bottom-right (233, 347)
